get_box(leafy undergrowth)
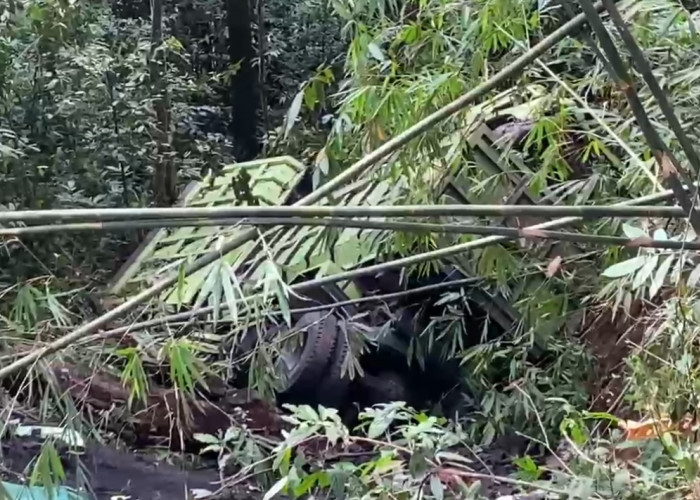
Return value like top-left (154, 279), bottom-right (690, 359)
top-left (243, 289), bottom-right (700, 499)
top-left (6, 0), bottom-right (700, 499)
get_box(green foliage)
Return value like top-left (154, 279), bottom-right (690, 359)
top-left (266, 403), bottom-right (473, 499)
top-left (7, 0), bottom-right (700, 497)
top-left (259, 1), bottom-right (700, 496)
top-left (29, 440), bottom-right (66, 498)
top-left (598, 222), bottom-right (698, 308)
top-left (117, 346), bottom-right (150, 407)
top-left (0, 0), bottom-right (233, 284)
top-left (163, 337), bottom-right (208, 395)
top-left (264, 0), bottom-right (345, 111)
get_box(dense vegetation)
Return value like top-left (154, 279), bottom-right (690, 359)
top-left (4, 0), bottom-right (700, 498)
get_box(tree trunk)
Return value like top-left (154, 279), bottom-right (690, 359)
top-left (226, 0), bottom-right (260, 161)
top-left (149, 0), bottom-right (177, 206)
top-left (256, 0), bottom-right (269, 144)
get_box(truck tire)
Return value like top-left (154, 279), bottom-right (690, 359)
top-left (278, 311), bottom-right (338, 395)
top-left (315, 319), bottom-right (353, 409)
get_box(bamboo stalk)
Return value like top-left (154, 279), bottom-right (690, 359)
top-left (0, 2), bottom-right (611, 381)
top-left (0, 204), bottom-right (688, 224)
top-left (84, 276), bottom-right (486, 341)
top-left (601, 0), bottom-right (700, 178)
top-left (2, 216), bottom-right (698, 251)
top-left (0, 185), bottom-right (685, 380)
top-left (577, 0), bottom-right (700, 234)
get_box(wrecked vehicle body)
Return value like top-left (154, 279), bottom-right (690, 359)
top-left (106, 156), bottom-right (520, 420)
top-left (106, 91), bottom-right (563, 418)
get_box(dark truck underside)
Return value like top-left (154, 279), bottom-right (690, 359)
top-left (230, 259), bottom-right (517, 423)
top-left (109, 107), bottom-right (555, 419)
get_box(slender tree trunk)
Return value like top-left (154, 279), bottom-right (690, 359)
top-left (226, 0), bottom-right (260, 161)
top-left (256, 0), bottom-right (269, 149)
top-left (149, 0), bottom-right (177, 206)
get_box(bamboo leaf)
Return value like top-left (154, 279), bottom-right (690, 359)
top-left (653, 228), bottom-right (668, 241)
top-left (193, 433), bottom-right (220, 445)
top-left (263, 476), bottom-right (289, 500)
top-left (284, 90), bottom-right (304, 139)
top-left (47, 443), bottom-right (65, 482)
top-left (430, 475), bottom-right (445, 500)
top-left (671, 253), bottom-right (685, 285)
top-left (220, 265), bottom-right (239, 324)
top-left (315, 148), bottom-right (329, 174)
top-left (276, 280), bottom-right (292, 328)
top-left (687, 264), bottom-right (700, 288)
top-left (622, 223), bottom-right (646, 239)
top-left (650, 255), bottom-right (675, 299)
top-left (367, 42), bottom-right (385, 62)
top-left (193, 263), bottom-right (218, 310)
top-left (602, 256), bottom-right (646, 278)
top-left (209, 262), bottom-right (223, 329)
top-left (633, 255), bottom-right (658, 290)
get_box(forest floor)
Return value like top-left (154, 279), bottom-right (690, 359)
top-left (0, 300), bottom-right (643, 499)
top-left (0, 432), bottom-right (534, 499)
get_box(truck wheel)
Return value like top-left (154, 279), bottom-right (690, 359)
top-left (315, 319), bottom-right (353, 409)
top-left (277, 311), bottom-right (338, 395)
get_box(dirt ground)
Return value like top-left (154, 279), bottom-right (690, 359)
top-left (580, 296), bottom-right (662, 419)
top-left (1, 438), bottom-right (226, 499)
top-left (0, 300), bottom-right (646, 500)
top-left (0, 433), bottom-right (533, 499)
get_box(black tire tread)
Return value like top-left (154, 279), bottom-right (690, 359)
top-left (283, 311), bottom-right (338, 393)
top-left (315, 319), bottom-right (352, 408)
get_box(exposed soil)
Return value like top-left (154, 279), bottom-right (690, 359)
top-left (1, 296), bottom-right (648, 500)
top-left (580, 296), bottom-right (664, 419)
top-left (50, 361), bottom-right (283, 452)
top-left (0, 362), bottom-right (285, 498)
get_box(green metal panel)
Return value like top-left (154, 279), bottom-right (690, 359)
top-left (108, 156), bottom-right (404, 310)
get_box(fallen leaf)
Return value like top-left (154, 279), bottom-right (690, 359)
top-left (546, 256), bottom-right (562, 278)
top-left (619, 417), bottom-right (673, 441)
top-left (655, 151), bottom-right (677, 179)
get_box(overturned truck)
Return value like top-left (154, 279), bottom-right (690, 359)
top-left (108, 94), bottom-right (570, 419)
